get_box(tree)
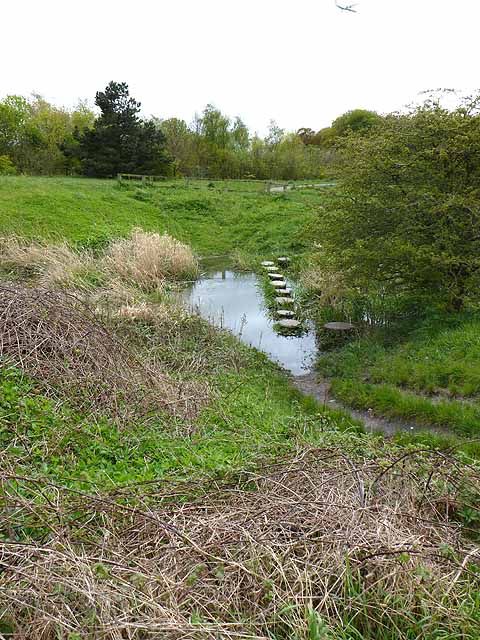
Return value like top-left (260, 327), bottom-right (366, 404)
top-left (79, 81), bottom-right (170, 177)
top-left (313, 94), bottom-right (480, 311)
top-left (331, 108), bottom-right (382, 137)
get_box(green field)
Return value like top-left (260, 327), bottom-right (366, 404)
top-left (0, 175), bottom-right (319, 256)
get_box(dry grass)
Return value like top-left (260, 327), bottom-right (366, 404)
top-left (0, 285), bottom-right (206, 422)
top-left (103, 228), bottom-right (198, 293)
top-left (1, 447), bottom-right (479, 639)
top-left (300, 265), bottom-right (348, 308)
top-left (0, 229), bottom-right (199, 295)
top-left (0, 237), bottom-right (96, 288)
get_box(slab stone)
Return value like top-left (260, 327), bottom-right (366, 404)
top-left (272, 281), bottom-right (287, 288)
top-left (261, 261), bottom-right (275, 267)
top-left (324, 321), bottom-right (355, 331)
top-left (268, 273), bottom-right (284, 280)
top-left (277, 256), bottom-right (290, 264)
top-left (275, 296), bottom-right (294, 304)
top-left (276, 287), bottom-right (292, 295)
top-left (277, 309), bottom-right (295, 317)
top-left (277, 319), bottom-right (301, 329)
top-left (265, 266), bottom-right (277, 272)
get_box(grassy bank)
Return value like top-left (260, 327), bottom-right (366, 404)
top-left (0, 176), bottom-right (320, 256)
top-left (316, 311), bottom-right (480, 451)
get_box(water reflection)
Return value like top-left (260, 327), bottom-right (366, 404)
top-left (183, 264), bottom-right (317, 375)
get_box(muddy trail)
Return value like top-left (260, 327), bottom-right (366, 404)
top-left (293, 373), bottom-right (448, 437)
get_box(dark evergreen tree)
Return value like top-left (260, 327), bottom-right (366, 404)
top-left (79, 82), bottom-right (171, 177)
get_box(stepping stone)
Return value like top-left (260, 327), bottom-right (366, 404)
top-left (261, 261), bottom-right (275, 267)
top-left (272, 281), bottom-right (287, 288)
top-left (277, 256), bottom-right (290, 265)
top-left (268, 273), bottom-right (284, 280)
top-left (277, 319), bottom-right (301, 329)
top-left (277, 309), bottom-right (294, 317)
top-left (324, 322), bottom-right (355, 331)
top-left (275, 296), bottom-right (294, 304)
top-left (276, 287), bottom-right (292, 295)
top-left (265, 266), bottom-right (277, 272)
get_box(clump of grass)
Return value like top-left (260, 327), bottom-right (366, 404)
top-left (1, 447), bottom-right (479, 639)
top-left (103, 228), bottom-right (198, 292)
top-left (299, 264), bottom-right (348, 307)
top-left (0, 236), bottom-right (100, 289)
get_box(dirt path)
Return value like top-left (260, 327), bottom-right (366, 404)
top-left (293, 373), bottom-right (444, 437)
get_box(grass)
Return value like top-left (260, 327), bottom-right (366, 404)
top-left (0, 175), bottom-right (320, 256)
top-left (316, 311), bottom-right (480, 448)
top-left (1, 176), bottom-right (480, 638)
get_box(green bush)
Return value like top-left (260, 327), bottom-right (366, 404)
top-left (0, 155), bottom-right (16, 175)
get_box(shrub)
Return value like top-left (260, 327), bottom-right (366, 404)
top-left (0, 155), bottom-right (16, 175)
top-left (103, 228), bottom-right (198, 292)
top-left (313, 92), bottom-right (480, 312)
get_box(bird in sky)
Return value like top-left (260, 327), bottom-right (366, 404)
top-left (335, 1), bottom-right (358, 12)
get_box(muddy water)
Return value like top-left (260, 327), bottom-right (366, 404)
top-left (184, 262), bottom-right (317, 375)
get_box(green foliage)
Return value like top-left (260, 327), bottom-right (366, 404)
top-left (0, 155), bottom-right (15, 175)
top-left (79, 81), bottom-right (171, 177)
top-left (312, 93), bottom-right (480, 311)
top-left (0, 94), bottom-right (94, 175)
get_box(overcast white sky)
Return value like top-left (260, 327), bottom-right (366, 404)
top-left (2, 0), bottom-right (479, 134)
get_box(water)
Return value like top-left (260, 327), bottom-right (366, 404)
top-left (184, 262), bottom-right (317, 375)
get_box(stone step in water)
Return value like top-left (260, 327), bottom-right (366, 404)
top-left (265, 266), bottom-right (277, 272)
top-left (324, 322), bottom-right (355, 331)
top-left (277, 309), bottom-right (295, 318)
top-left (275, 296), bottom-right (294, 304)
top-left (268, 273), bottom-right (284, 280)
top-left (272, 281), bottom-right (287, 288)
top-left (277, 319), bottom-right (301, 329)
top-left (277, 256), bottom-right (290, 265)
top-left (261, 261), bottom-right (275, 267)
top-left (276, 287), bottom-right (292, 295)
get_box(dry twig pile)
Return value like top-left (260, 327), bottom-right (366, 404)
top-left (0, 285), bottom-right (205, 421)
top-left (1, 448), bottom-right (479, 638)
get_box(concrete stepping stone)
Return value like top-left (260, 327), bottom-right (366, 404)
top-left (324, 322), bottom-right (355, 331)
top-left (261, 261), bottom-right (275, 267)
top-left (268, 273), bottom-right (284, 280)
top-left (275, 296), bottom-right (294, 304)
top-left (265, 266), bottom-right (277, 272)
top-left (272, 281), bottom-right (287, 288)
top-left (277, 309), bottom-right (295, 318)
top-left (277, 256), bottom-right (290, 265)
top-left (276, 287), bottom-right (292, 295)
top-left (277, 319), bottom-right (301, 329)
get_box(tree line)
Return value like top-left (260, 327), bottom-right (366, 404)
top-left (0, 81), bottom-right (379, 180)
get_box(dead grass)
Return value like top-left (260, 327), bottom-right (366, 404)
top-left (0, 237), bottom-right (97, 288)
top-left (103, 228), bottom-right (198, 293)
top-left (1, 447), bottom-right (479, 639)
top-left (0, 229), bottom-right (199, 295)
top-left (0, 285), bottom-right (206, 422)
top-left (300, 265), bottom-right (348, 308)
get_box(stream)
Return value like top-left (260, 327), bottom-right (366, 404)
top-left (184, 259), bottom-right (317, 376)
top-left (183, 259), bottom-right (445, 438)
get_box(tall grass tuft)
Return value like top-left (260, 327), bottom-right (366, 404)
top-left (103, 228), bottom-right (198, 292)
top-left (0, 237), bottom-right (98, 289)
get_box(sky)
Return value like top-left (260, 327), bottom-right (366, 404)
top-left (2, 0), bottom-right (479, 134)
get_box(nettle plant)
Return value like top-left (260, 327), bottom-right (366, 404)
top-left (316, 92), bottom-right (480, 312)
